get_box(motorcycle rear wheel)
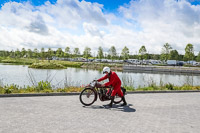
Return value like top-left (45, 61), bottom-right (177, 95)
top-left (113, 87), bottom-right (126, 104)
top-left (79, 88), bottom-right (96, 106)
top-left (113, 94), bottom-right (123, 104)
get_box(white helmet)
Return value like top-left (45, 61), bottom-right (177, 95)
top-left (103, 67), bottom-right (110, 74)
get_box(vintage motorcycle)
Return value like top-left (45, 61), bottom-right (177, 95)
top-left (79, 80), bottom-right (126, 106)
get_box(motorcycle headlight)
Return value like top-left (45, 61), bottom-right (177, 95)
top-left (90, 82), bottom-right (96, 87)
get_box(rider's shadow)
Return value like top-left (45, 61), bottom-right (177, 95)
top-left (83, 104), bottom-right (136, 113)
top-left (83, 105), bottom-right (105, 110)
top-left (103, 104), bottom-right (136, 112)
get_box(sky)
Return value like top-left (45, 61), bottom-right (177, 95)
top-left (0, 0), bottom-right (200, 55)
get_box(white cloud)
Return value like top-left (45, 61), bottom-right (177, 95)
top-left (119, 0), bottom-right (200, 54)
top-left (0, 0), bottom-right (108, 52)
top-left (38, 0), bottom-right (107, 29)
top-left (83, 22), bottom-right (105, 37)
top-left (0, 0), bottom-right (200, 55)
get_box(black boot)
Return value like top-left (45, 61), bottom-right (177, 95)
top-left (106, 96), bottom-right (114, 107)
top-left (120, 96), bottom-right (127, 106)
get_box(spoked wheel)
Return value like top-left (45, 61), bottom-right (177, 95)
top-left (113, 87), bottom-right (126, 104)
top-left (79, 88), bottom-right (96, 106)
top-left (113, 94), bottom-right (123, 104)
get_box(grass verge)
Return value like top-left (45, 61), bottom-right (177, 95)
top-left (0, 82), bottom-right (199, 94)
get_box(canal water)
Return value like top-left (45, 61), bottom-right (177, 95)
top-left (0, 64), bottom-right (199, 88)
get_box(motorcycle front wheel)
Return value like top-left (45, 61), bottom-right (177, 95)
top-left (79, 88), bottom-right (96, 106)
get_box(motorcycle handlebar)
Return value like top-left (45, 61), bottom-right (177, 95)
top-left (92, 80), bottom-right (112, 88)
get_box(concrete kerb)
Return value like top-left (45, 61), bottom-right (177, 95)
top-left (0, 92), bottom-right (80, 98)
top-left (126, 90), bottom-right (200, 94)
top-left (0, 90), bottom-right (200, 98)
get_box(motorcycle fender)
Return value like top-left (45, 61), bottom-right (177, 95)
top-left (121, 87), bottom-right (127, 95)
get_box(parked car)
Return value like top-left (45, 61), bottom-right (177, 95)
top-left (187, 60), bottom-right (196, 65)
top-left (177, 61), bottom-right (185, 66)
top-left (127, 59), bottom-right (140, 64)
top-left (167, 60), bottom-right (177, 66)
top-left (93, 59), bottom-right (101, 62)
top-left (149, 60), bottom-right (162, 65)
top-left (193, 62), bottom-right (200, 66)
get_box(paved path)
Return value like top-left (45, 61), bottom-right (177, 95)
top-left (0, 93), bottom-right (200, 133)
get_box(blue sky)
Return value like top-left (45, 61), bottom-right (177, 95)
top-left (189, 0), bottom-right (200, 5)
top-left (0, 0), bottom-right (131, 10)
top-left (84, 0), bottom-right (131, 12)
top-left (0, 0), bottom-right (199, 7)
top-left (0, 0), bottom-right (200, 54)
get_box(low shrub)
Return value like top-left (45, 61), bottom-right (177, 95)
top-left (29, 62), bottom-right (66, 69)
top-left (3, 84), bottom-right (20, 94)
top-left (36, 81), bottom-right (52, 92)
top-left (165, 83), bottom-right (174, 90)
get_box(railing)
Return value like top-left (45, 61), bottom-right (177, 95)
top-left (123, 65), bottom-right (200, 74)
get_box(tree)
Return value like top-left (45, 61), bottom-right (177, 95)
top-left (46, 48), bottom-right (53, 62)
top-left (108, 46), bottom-right (117, 60)
top-left (178, 54), bottom-right (184, 61)
top-left (83, 47), bottom-right (91, 60)
top-left (150, 54), bottom-right (160, 60)
top-left (15, 49), bottom-right (21, 58)
top-left (97, 46), bottom-right (104, 59)
top-left (196, 52), bottom-right (200, 62)
top-left (184, 43), bottom-right (194, 61)
top-left (21, 48), bottom-right (26, 58)
top-left (40, 47), bottom-right (45, 59)
top-left (121, 46), bottom-right (129, 60)
top-left (64, 47), bottom-right (71, 58)
top-left (73, 48), bottom-right (80, 58)
top-left (9, 50), bottom-right (15, 58)
top-left (139, 45), bottom-right (147, 60)
top-left (161, 43), bottom-right (172, 61)
top-left (56, 48), bottom-right (64, 57)
top-left (169, 50), bottom-right (179, 60)
top-left (47, 48), bottom-right (54, 58)
top-left (27, 49), bottom-right (33, 58)
top-left (33, 48), bottom-right (39, 58)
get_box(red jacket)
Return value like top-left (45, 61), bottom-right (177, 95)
top-left (97, 71), bottom-right (121, 87)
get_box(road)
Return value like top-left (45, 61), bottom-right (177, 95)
top-left (0, 93), bottom-right (200, 133)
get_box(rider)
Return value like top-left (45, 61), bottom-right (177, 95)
top-left (97, 66), bottom-right (127, 107)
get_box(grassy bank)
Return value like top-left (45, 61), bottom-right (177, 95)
top-left (0, 58), bottom-right (84, 69)
top-left (0, 57), bottom-right (121, 69)
top-left (54, 60), bottom-right (83, 68)
top-left (0, 81), bottom-right (199, 94)
top-left (0, 57), bottom-right (5, 62)
top-left (29, 62), bottom-right (67, 69)
top-left (0, 57), bottom-right (36, 65)
top-left (29, 60), bottom-right (83, 69)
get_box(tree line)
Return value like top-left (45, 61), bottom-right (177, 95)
top-left (0, 43), bottom-right (200, 61)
